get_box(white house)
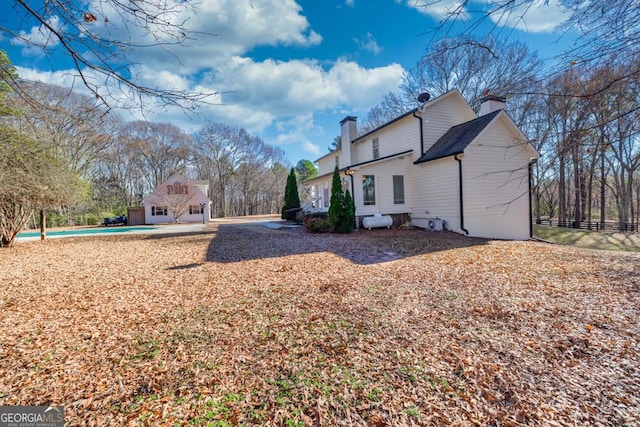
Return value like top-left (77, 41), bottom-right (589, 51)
top-left (304, 89), bottom-right (539, 240)
top-left (143, 174), bottom-right (211, 225)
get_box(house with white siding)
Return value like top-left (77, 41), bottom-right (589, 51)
top-left (304, 89), bottom-right (539, 240)
top-left (143, 174), bottom-right (211, 225)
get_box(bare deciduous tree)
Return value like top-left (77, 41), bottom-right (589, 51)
top-left (2, 1), bottom-right (215, 110)
top-left (359, 36), bottom-right (542, 134)
top-left (193, 123), bottom-right (245, 217)
top-left (10, 82), bottom-right (117, 177)
top-left (192, 122), bottom-right (289, 217)
top-left (120, 121), bottom-right (192, 193)
top-left (0, 125), bottom-right (81, 246)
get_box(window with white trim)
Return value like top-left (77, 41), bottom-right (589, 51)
top-left (152, 206), bottom-right (168, 216)
top-left (372, 137), bottom-right (379, 159)
top-left (189, 204), bottom-right (203, 215)
top-left (393, 175), bottom-right (405, 204)
top-left (323, 183), bottom-right (330, 208)
top-left (363, 175), bottom-right (375, 205)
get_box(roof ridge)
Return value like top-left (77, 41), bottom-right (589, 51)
top-left (449, 109), bottom-right (501, 129)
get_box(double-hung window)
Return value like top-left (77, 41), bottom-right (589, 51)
top-left (152, 206), bottom-right (168, 216)
top-left (393, 175), bottom-right (405, 204)
top-left (362, 175), bottom-right (375, 205)
top-left (372, 137), bottom-right (379, 159)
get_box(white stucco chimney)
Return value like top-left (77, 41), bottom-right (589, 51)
top-left (479, 95), bottom-right (506, 116)
top-left (339, 116), bottom-right (357, 167)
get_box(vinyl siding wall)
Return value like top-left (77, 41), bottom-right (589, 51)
top-left (316, 151), bottom-right (340, 176)
top-left (351, 118), bottom-right (420, 164)
top-left (462, 117), bottom-right (532, 239)
top-left (410, 157), bottom-right (461, 232)
top-left (351, 156), bottom-right (414, 217)
top-left (420, 95), bottom-right (476, 157)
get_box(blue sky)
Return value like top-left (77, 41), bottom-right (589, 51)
top-left (2, 0), bottom-right (573, 165)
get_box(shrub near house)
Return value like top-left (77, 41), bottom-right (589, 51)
top-left (282, 167), bottom-right (301, 220)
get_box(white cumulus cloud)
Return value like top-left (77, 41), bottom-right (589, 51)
top-left (402, 0), bottom-right (469, 20)
top-left (485, 0), bottom-right (569, 33)
top-left (86, 0), bottom-right (323, 74)
top-left (12, 0), bottom-right (406, 163)
top-left (354, 33), bottom-right (382, 55)
top-left (11, 15), bottom-right (65, 56)
top-left (401, 0), bottom-right (568, 33)
top-left (194, 57), bottom-right (402, 133)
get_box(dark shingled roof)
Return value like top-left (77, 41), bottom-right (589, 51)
top-left (414, 110), bottom-right (501, 164)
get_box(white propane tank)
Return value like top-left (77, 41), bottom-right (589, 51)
top-left (362, 213), bottom-right (393, 230)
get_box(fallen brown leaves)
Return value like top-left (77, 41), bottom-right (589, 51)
top-left (1, 224), bottom-right (639, 426)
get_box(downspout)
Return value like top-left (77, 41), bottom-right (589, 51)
top-left (413, 110), bottom-right (424, 154)
top-left (455, 154), bottom-right (469, 235)
top-left (346, 169), bottom-right (356, 227)
top-left (528, 158), bottom-right (538, 239)
top-left (349, 173), bottom-right (355, 206)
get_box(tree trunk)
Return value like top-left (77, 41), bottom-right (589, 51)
top-left (534, 163), bottom-right (541, 223)
top-left (559, 150), bottom-right (566, 225)
top-left (40, 209), bottom-right (46, 241)
top-left (600, 143), bottom-right (606, 225)
top-left (572, 142), bottom-right (581, 228)
top-left (586, 152), bottom-right (595, 228)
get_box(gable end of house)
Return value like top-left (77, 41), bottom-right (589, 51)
top-left (414, 110), bottom-right (501, 164)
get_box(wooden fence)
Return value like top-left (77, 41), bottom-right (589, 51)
top-left (536, 219), bottom-right (637, 233)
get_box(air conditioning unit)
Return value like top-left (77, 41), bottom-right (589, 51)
top-left (426, 218), bottom-right (445, 231)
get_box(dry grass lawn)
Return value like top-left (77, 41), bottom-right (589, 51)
top-left (1, 222), bottom-right (639, 426)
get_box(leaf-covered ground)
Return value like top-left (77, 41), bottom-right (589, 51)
top-left (1, 222), bottom-right (639, 426)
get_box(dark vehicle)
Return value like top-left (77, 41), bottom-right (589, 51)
top-left (102, 215), bottom-right (127, 226)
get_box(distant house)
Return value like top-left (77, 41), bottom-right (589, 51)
top-left (143, 174), bottom-right (211, 225)
top-left (304, 89), bottom-right (539, 240)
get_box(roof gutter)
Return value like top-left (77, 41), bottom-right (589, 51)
top-left (528, 157), bottom-right (538, 239)
top-left (455, 153), bottom-right (469, 235)
top-left (413, 110), bottom-right (424, 155)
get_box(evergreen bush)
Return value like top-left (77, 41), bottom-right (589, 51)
top-left (344, 189), bottom-right (356, 231)
top-left (327, 166), bottom-right (354, 233)
top-left (282, 167), bottom-right (300, 219)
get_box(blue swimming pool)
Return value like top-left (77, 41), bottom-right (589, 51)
top-left (18, 226), bottom-right (157, 238)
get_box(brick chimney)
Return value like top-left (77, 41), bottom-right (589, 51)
top-left (479, 95), bottom-right (506, 116)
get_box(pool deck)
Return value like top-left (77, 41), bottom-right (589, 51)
top-left (16, 216), bottom-right (298, 243)
top-left (16, 223), bottom-right (208, 243)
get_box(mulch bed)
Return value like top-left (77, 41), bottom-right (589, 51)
top-left (1, 224), bottom-right (638, 426)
